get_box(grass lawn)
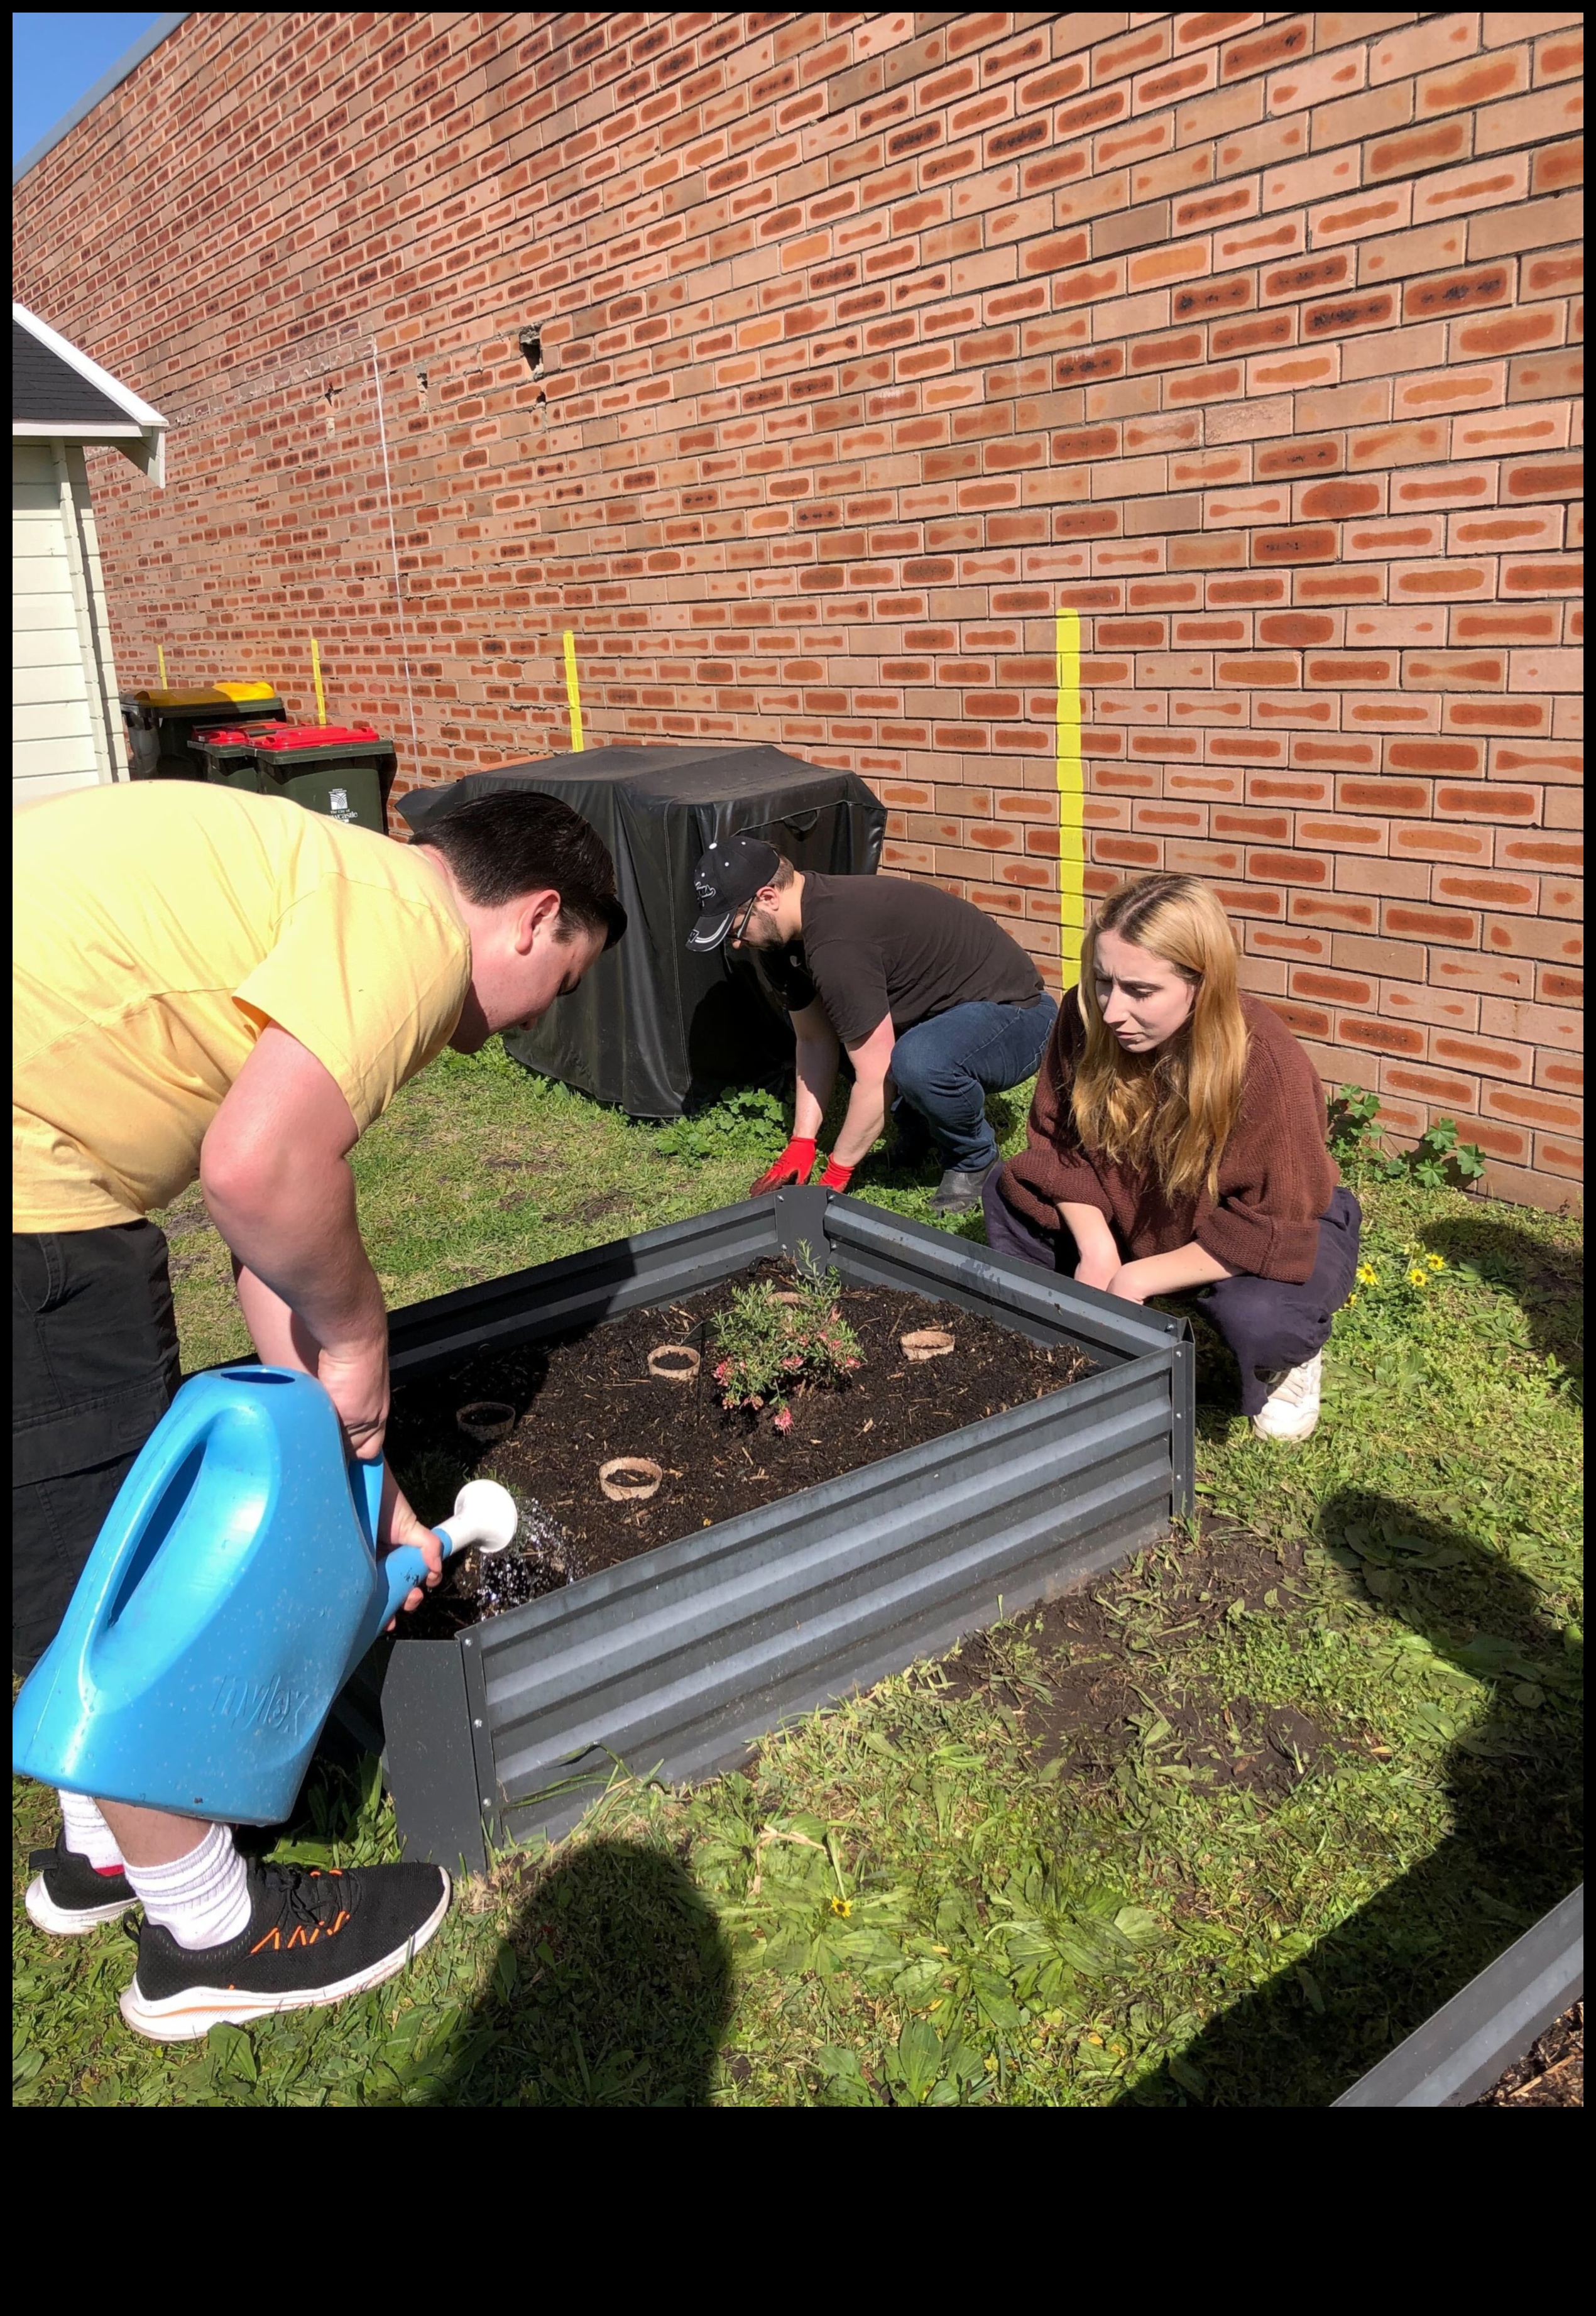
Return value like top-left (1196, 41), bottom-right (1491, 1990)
top-left (13, 1044), bottom-right (1583, 2106)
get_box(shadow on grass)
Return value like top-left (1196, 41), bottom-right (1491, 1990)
top-left (1419, 1213), bottom-right (1584, 1383)
top-left (1120, 1490), bottom-right (1583, 2108)
top-left (427, 1837), bottom-right (734, 2107)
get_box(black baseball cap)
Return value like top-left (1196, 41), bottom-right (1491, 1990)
top-left (686, 834), bottom-right (784, 951)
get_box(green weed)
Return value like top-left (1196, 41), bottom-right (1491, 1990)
top-left (1328, 1083), bottom-right (1488, 1191)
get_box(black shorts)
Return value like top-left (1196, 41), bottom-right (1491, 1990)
top-left (13, 1222), bottom-right (180, 1676)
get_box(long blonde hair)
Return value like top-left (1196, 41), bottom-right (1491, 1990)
top-left (1071, 874), bottom-right (1249, 1199)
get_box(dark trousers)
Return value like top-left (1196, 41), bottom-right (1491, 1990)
top-left (890, 993), bottom-right (1058, 1172)
top-left (981, 1177), bottom-right (1362, 1417)
top-left (13, 1222), bottom-right (179, 1676)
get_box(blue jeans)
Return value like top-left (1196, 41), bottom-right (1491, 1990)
top-left (890, 994), bottom-right (1058, 1172)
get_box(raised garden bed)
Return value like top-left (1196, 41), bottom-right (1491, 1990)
top-left (351, 1188), bottom-right (1194, 1875)
top-left (391, 1260), bottom-right (1097, 1625)
top-left (1333, 1883), bottom-right (1584, 2108)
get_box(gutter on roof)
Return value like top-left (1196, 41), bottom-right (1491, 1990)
top-left (13, 419), bottom-right (146, 440)
top-left (13, 13), bottom-right (191, 186)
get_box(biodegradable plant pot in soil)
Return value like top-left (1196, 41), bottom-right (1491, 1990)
top-left (388, 1259), bottom-right (1093, 1638)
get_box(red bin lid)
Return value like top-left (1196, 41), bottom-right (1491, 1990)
top-left (253, 723), bottom-right (382, 751)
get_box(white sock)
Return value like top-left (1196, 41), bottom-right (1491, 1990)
top-left (125, 1822), bottom-right (253, 1952)
top-left (58, 1790), bottom-right (124, 1872)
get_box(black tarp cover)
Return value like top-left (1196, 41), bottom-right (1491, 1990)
top-left (398, 743), bottom-right (886, 1117)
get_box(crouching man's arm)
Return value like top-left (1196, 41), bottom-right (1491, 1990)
top-left (832, 1013), bottom-right (897, 1167)
top-left (790, 1001), bottom-right (840, 1141)
top-left (200, 1023), bottom-right (441, 1603)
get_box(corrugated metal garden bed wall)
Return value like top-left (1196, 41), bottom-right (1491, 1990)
top-left (369, 1188), bottom-right (1194, 1876)
top-left (1333, 1884), bottom-right (1583, 2109)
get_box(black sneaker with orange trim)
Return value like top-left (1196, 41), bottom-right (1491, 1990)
top-left (119, 1857), bottom-right (451, 2043)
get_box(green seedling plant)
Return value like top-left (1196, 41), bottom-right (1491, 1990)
top-left (655, 1086), bottom-right (787, 1166)
top-left (711, 1252), bottom-right (862, 1431)
top-left (1328, 1084), bottom-right (1486, 1191)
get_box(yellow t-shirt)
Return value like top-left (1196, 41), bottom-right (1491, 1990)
top-left (13, 782), bottom-right (471, 1231)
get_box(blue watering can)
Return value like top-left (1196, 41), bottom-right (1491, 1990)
top-left (12, 1365), bottom-right (518, 1825)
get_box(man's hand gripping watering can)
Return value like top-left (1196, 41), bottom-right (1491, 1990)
top-left (12, 1366), bottom-right (518, 1825)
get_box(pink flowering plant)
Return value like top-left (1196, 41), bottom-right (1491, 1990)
top-left (711, 1252), bottom-right (863, 1431)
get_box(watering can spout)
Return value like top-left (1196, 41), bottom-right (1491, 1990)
top-left (364, 1476), bottom-right (521, 1649)
top-left (11, 1367), bottom-right (518, 1825)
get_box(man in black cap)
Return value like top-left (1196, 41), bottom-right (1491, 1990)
top-left (687, 836), bottom-right (1057, 1215)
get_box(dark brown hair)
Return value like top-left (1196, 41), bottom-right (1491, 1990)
top-left (413, 791), bottom-right (626, 948)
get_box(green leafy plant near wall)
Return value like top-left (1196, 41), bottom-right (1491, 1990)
top-left (1327, 1085), bottom-right (1487, 1191)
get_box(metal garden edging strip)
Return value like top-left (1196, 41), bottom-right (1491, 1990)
top-left (1332, 1884), bottom-right (1583, 2107)
top-left (367, 1189), bottom-right (1191, 1876)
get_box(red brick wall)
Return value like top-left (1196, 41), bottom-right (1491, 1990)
top-left (13, 9), bottom-right (1583, 1205)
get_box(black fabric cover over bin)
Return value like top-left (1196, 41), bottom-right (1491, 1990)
top-left (398, 743), bottom-right (886, 1118)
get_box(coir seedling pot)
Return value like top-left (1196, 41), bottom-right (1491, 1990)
top-left (358, 1189), bottom-right (1193, 1876)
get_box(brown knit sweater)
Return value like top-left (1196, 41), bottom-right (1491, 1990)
top-left (1000, 992), bottom-right (1338, 1284)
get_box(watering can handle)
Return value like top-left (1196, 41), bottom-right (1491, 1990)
top-left (378, 1525), bottom-right (467, 1629)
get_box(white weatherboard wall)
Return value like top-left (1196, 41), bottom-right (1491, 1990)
top-left (13, 439), bottom-right (124, 804)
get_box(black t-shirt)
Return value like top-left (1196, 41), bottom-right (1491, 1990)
top-left (758, 871), bottom-right (1044, 1049)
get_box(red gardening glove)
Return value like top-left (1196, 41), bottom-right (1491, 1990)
top-left (817, 1156), bottom-right (855, 1191)
top-left (750, 1137), bottom-right (817, 1196)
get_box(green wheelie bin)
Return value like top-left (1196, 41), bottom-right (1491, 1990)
top-left (194, 723), bottom-right (398, 832)
top-left (120, 684), bottom-right (287, 780)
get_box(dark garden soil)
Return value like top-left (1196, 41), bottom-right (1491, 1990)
top-left (387, 1259), bottom-right (1093, 1636)
top-left (942, 1519), bottom-right (1337, 1801)
top-left (1473, 2002), bottom-right (1583, 2107)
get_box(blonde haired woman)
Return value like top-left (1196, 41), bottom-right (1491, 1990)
top-left (985, 873), bottom-right (1360, 1442)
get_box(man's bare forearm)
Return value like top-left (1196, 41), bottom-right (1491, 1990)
top-left (833, 1075), bottom-right (888, 1167)
top-left (792, 1035), bottom-right (838, 1142)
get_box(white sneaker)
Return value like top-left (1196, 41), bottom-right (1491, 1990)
top-left (1252, 1352), bottom-right (1323, 1443)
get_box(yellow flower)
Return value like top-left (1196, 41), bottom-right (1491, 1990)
top-left (1408, 1267), bottom-right (1427, 1287)
top-left (829, 1896), bottom-right (852, 1918)
top-left (1346, 1292), bottom-right (1358, 1307)
top-left (1428, 1254), bottom-right (1444, 1271)
top-left (1357, 1264), bottom-right (1379, 1286)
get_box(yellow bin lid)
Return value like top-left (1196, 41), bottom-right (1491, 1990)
top-left (131, 687), bottom-right (232, 707)
top-left (214, 681), bottom-right (279, 702)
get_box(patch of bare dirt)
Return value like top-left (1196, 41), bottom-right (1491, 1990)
top-left (946, 1521), bottom-right (1336, 1799)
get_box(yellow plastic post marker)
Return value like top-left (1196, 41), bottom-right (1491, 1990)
top-left (310, 636), bottom-right (327, 726)
top-left (562, 630), bottom-right (584, 751)
top-left (1055, 606), bottom-right (1084, 984)
top-left (156, 643), bottom-right (168, 688)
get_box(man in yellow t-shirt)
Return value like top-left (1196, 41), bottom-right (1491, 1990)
top-left (13, 779), bottom-right (624, 2040)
